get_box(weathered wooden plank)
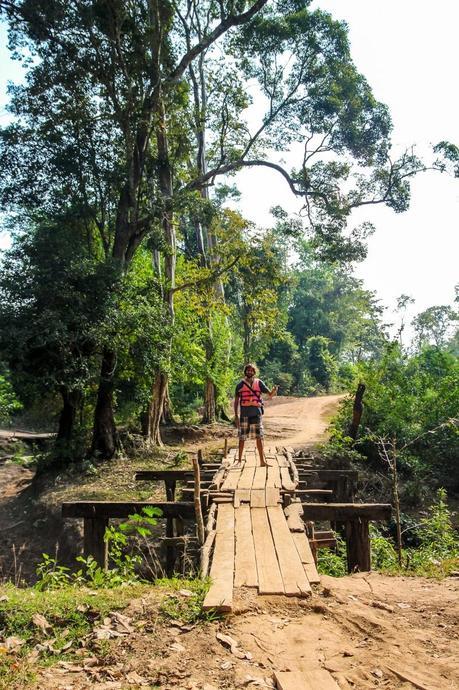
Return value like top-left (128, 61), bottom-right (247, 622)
top-left (265, 487), bottom-right (281, 507)
top-left (62, 501), bottom-right (195, 519)
top-left (281, 467), bottom-right (295, 491)
top-left (284, 502), bottom-right (305, 532)
top-left (220, 467), bottom-right (242, 492)
top-left (267, 465), bottom-right (282, 488)
top-left (203, 503), bottom-right (235, 612)
top-left (300, 503), bottom-right (392, 521)
top-left (234, 489), bottom-right (251, 507)
top-left (250, 489), bottom-right (267, 507)
top-left (291, 531), bottom-right (320, 584)
top-left (267, 506), bottom-right (311, 596)
top-left (245, 450), bottom-right (257, 467)
top-left (276, 453), bottom-right (289, 468)
top-left (252, 466), bottom-right (267, 490)
top-left (234, 505), bottom-right (258, 588)
top-left (274, 669), bottom-right (339, 690)
top-left (238, 464), bottom-right (256, 490)
top-left (251, 508), bottom-right (284, 595)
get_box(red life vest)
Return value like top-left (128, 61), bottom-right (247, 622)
top-left (239, 378), bottom-right (262, 407)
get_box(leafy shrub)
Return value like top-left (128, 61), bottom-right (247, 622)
top-left (35, 507), bottom-right (161, 591)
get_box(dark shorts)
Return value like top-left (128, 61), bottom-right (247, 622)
top-left (239, 415), bottom-right (263, 440)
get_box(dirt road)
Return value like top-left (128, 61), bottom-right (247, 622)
top-left (262, 393), bottom-right (344, 447)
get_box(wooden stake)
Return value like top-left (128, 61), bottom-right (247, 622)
top-left (192, 453), bottom-right (205, 546)
top-left (224, 437), bottom-right (228, 456)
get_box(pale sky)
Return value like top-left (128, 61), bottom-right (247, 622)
top-left (1, 2), bottom-right (458, 334)
top-left (234, 0), bottom-right (459, 332)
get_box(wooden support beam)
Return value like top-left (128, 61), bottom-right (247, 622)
top-left (346, 518), bottom-right (370, 572)
top-left (134, 470), bottom-right (194, 481)
top-left (300, 503), bottom-right (391, 521)
top-left (62, 501), bottom-right (196, 519)
top-left (83, 517), bottom-right (108, 569)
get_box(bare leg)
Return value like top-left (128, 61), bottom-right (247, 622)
top-left (256, 437), bottom-right (266, 467)
top-left (238, 438), bottom-right (245, 464)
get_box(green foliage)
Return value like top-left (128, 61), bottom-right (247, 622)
top-left (306, 336), bottom-right (337, 392)
top-left (317, 534), bottom-right (347, 577)
top-left (330, 343), bottom-right (459, 488)
top-left (0, 365), bottom-right (22, 423)
top-left (318, 491), bottom-right (459, 578)
top-left (35, 508), bottom-right (161, 591)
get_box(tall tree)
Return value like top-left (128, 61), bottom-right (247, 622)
top-left (1, 0), bottom-right (427, 453)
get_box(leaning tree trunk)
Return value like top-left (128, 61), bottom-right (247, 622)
top-left (91, 347), bottom-right (118, 458)
top-left (57, 387), bottom-right (82, 442)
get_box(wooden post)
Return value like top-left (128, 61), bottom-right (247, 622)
top-left (224, 438), bottom-right (228, 457)
top-left (349, 383), bottom-right (366, 440)
top-left (84, 518), bottom-right (109, 569)
top-left (164, 479), bottom-right (176, 502)
top-left (345, 518), bottom-right (371, 572)
top-left (197, 448), bottom-right (203, 466)
top-left (192, 454), bottom-right (205, 546)
top-left (165, 515), bottom-right (175, 576)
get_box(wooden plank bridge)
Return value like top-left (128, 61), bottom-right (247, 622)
top-left (201, 444), bottom-right (320, 611)
top-left (62, 441), bottom-right (391, 614)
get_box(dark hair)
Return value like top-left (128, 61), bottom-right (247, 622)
top-left (244, 362), bottom-right (257, 376)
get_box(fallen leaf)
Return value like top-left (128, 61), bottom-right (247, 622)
top-left (221, 661), bottom-right (233, 670)
top-left (32, 613), bottom-right (52, 634)
top-left (110, 611), bottom-right (134, 633)
top-left (125, 670), bottom-right (149, 685)
top-left (372, 668), bottom-right (384, 678)
top-left (0, 595), bottom-right (9, 602)
top-left (178, 589), bottom-right (193, 597)
top-left (170, 642), bottom-right (186, 653)
top-left (216, 632), bottom-right (246, 659)
top-left (5, 636), bottom-right (25, 652)
top-left (396, 602), bottom-right (411, 609)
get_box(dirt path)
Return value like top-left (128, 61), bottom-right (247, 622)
top-left (262, 393), bottom-right (344, 447)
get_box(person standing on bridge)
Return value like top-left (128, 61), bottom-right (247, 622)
top-left (234, 363), bottom-right (278, 466)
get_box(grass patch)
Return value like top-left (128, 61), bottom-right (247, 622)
top-left (156, 577), bottom-right (219, 624)
top-left (0, 583), bottom-right (150, 690)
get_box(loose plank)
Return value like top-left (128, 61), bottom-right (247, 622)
top-left (265, 487), bottom-right (281, 507)
top-left (284, 502), bottom-right (304, 532)
top-left (220, 467), bottom-right (242, 492)
top-left (234, 489), bottom-right (251, 507)
top-left (267, 506), bottom-right (311, 596)
top-left (234, 505), bottom-right (258, 587)
top-left (251, 507), bottom-right (284, 595)
top-left (238, 465), bottom-right (256, 490)
top-left (280, 467), bottom-right (295, 491)
top-left (245, 450), bottom-right (257, 467)
top-left (203, 503), bottom-right (235, 612)
top-left (252, 466), bottom-right (267, 489)
top-left (274, 670), bottom-right (340, 690)
top-left (250, 489), bottom-right (267, 507)
top-left (267, 465), bottom-right (282, 488)
top-left (276, 454), bottom-right (289, 468)
top-left (291, 531), bottom-right (320, 584)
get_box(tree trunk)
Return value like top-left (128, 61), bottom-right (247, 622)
top-left (202, 377), bottom-right (217, 424)
top-left (147, 370), bottom-right (169, 446)
top-left (57, 388), bottom-right (82, 442)
top-left (91, 348), bottom-right (118, 458)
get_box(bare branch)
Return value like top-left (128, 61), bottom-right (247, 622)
top-left (167, 0), bottom-right (268, 83)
